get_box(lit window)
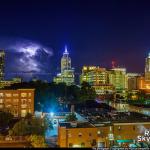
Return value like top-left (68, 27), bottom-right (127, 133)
top-left (28, 99), bottom-right (31, 102)
top-left (118, 126), bottom-right (121, 130)
top-left (5, 99), bottom-right (11, 102)
top-left (6, 104), bottom-right (11, 108)
top-left (68, 133), bottom-right (72, 138)
top-left (28, 93), bottom-right (32, 97)
top-left (0, 93), bottom-right (4, 97)
top-left (21, 110), bottom-right (27, 117)
top-left (5, 93), bottom-right (12, 97)
top-left (0, 99), bottom-right (3, 103)
top-left (13, 94), bottom-right (19, 97)
top-left (21, 99), bottom-right (26, 104)
top-left (97, 131), bottom-right (101, 135)
top-left (13, 99), bottom-right (19, 103)
top-left (21, 104), bottom-right (27, 109)
top-left (21, 93), bottom-right (27, 97)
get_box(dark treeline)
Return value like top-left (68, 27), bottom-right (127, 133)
top-left (3, 81), bottom-right (96, 112)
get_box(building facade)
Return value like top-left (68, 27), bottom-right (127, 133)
top-left (109, 68), bottom-right (126, 91)
top-left (145, 53), bottom-right (150, 81)
top-left (138, 53), bottom-right (150, 93)
top-left (0, 89), bottom-right (35, 117)
top-left (58, 122), bottom-right (150, 148)
top-left (0, 50), bottom-right (5, 81)
top-left (53, 46), bottom-right (74, 85)
top-left (80, 66), bottom-right (108, 85)
top-left (126, 73), bottom-right (141, 91)
top-left (80, 66), bottom-right (115, 97)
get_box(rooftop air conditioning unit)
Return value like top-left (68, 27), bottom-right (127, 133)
top-left (70, 122), bottom-right (77, 127)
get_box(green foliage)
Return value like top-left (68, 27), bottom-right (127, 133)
top-left (9, 116), bottom-right (52, 136)
top-left (27, 135), bottom-right (48, 148)
top-left (79, 82), bottom-right (97, 102)
top-left (44, 116), bottom-right (53, 129)
top-left (25, 113), bottom-right (33, 120)
top-left (0, 111), bottom-right (13, 128)
top-left (137, 90), bottom-right (146, 100)
top-left (9, 119), bottom-right (30, 136)
top-left (65, 113), bottom-right (77, 122)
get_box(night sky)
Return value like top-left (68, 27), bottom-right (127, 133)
top-left (0, 0), bottom-right (150, 81)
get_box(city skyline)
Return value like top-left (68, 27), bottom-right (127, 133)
top-left (0, 1), bottom-right (150, 148)
top-left (1, 0), bottom-right (150, 81)
top-left (2, 45), bottom-right (150, 82)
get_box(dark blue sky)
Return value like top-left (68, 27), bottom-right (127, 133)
top-left (0, 0), bottom-right (150, 81)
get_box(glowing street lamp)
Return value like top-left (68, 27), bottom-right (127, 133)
top-left (50, 112), bottom-right (54, 117)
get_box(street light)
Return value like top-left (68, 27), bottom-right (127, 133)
top-left (50, 112), bottom-right (54, 117)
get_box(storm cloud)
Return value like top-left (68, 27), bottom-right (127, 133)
top-left (0, 37), bottom-right (53, 81)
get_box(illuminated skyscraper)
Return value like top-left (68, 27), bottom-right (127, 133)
top-left (145, 53), bottom-right (150, 81)
top-left (109, 67), bottom-right (127, 100)
top-left (138, 53), bottom-right (150, 92)
top-left (126, 73), bottom-right (140, 91)
top-left (80, 66), bottom-right (115, 97)
top-left (61, 45), bottom-right (71, 73)
top-left (80, 66), bottom-right (109, 85)
top-left (53, 46), bottom-right (74, 85)
top-left (0, 50), bottom-right (5, 81)
top-left (109, 68), bottom-right (126, 91)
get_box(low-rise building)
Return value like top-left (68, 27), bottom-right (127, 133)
top-left (58, 112), bottom-right (150, 148)
top-left (0, 89), bottom-right (35, 117)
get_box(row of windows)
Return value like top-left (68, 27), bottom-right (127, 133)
top-left (68, 131), bottom-right (101, 138)
top-left (0, 98), bottom-right (32, 103)
top-left (0, 104), bottom-right (31, 108)
top-left (117, 126), bottom-right (136, 131)
top-left (0, 93), bottom-right (32, 97)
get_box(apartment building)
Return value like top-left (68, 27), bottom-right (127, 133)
top-left (0, 89), bottom-right (35, 117)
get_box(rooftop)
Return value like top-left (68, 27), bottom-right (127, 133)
top-left (84, 111), bottom-right (150, 125)
top-left (59, 122), bottom-right (94, 128)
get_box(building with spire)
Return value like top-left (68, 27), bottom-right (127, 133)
top-left (53, 46), bottom-right (75, 85)
top-left (61, 45), bottom-right (71, 73)
top-left (145, 52), bottom-right (150, 81)
top-left (0, 50), bottom-right (5, 81)
top-left (138, 52), bottom-right (150, 93)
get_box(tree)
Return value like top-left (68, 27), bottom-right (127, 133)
top-left (65, 113), bottom-right (77, 122)
top-left (9, 116), bottom-right (52, 136)
top-left (25, 113), bottom-right (33, 121)
top-left (44, 116), bottom-right (53, 129)
top-left (9, 120), bottom-right (30, 136)
top-left (79, 82), bottom-right (97, 102)
top-left (0, 111), bottom-right (13, 128)
top-left (137, 90), bottom-right (145, 100)
top-left (27, 135), bottom-right (48, 148)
